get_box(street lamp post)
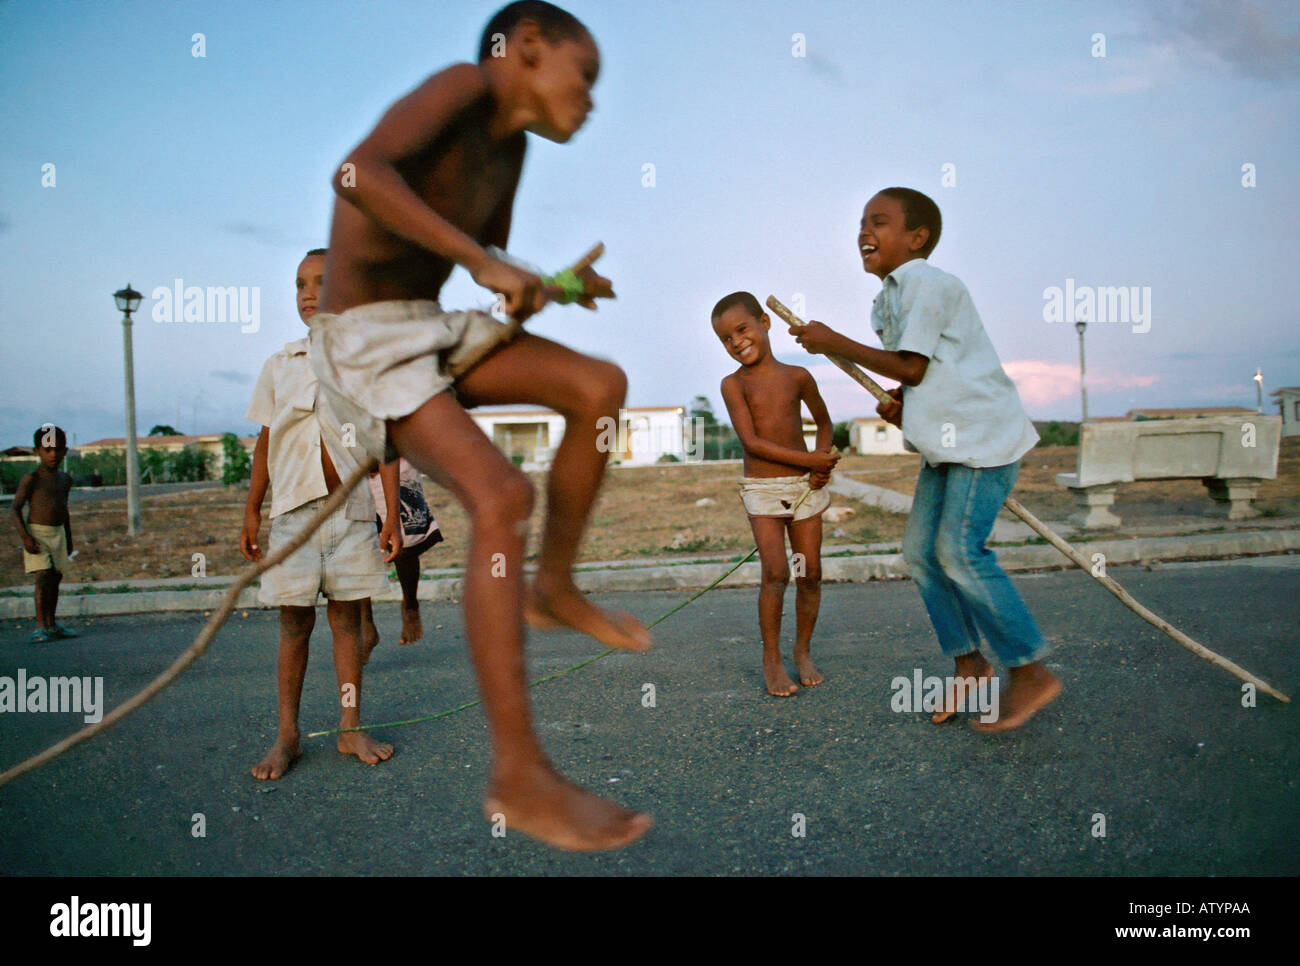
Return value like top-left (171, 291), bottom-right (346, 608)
top-left (114, 284), bottom-right (144, 536)
top-left (1075, 319), bottom-right (1089, 424)
top-left (1254, 367), bottom-right (1263, 414)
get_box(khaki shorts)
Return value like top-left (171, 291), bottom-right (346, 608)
top-left (23, 522), bottom-right (72, 574)
top-left (309, 300), bottom-right (512, 465)
top-left (257, 498), bottom-right (389, 607)
top-left (738, 475), bottom-right (830, 522)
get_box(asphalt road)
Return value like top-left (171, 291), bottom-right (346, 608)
top-left (1, 556), bottom-right (1297, 876)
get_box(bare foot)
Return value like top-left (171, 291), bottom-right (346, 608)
top-left (793, 647), bottom-right (824, 687)
top-left (932, 652), bottom-right (996, 725)
top-left (399, 605), bottom-right (423, 645)
top-left (763, 653), bottom-right (799, 697)
top-left (526, 580), bottom-right (651, 652)
top-left (251, 736), bottom-right (301, 780)
top-left (337, 729), bottom-right (395, 764)
top-left (484, 762), bottom-right (652, 852)
top-left (361, 618), bottom-right (380, 665)
top-left (972, 662), bottom-right (1061, 733)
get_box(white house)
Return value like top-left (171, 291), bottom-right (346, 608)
top-left (79, 433), bottom-right (256, 477)
top-left (1271, 387), bottom-right (1300, 438)
top-left (849, 416), bottom-right (907, 455)
top-left (469, 405), bottom-right (695, 469)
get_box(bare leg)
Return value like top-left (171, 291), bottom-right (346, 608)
top-left (359, 597), bottom-right (380, 664)
top-left (748, 515), bottom-right (798, 697)
top-left (390, 391), bottom-right (651, 851)
top-left (457, 333), bottom-right (650, 652)
top-left (328, 597), bottom-right (393, 764)
top-left (251, 605), bottom-right (313, 780)
top-left (395, 552), bottom-right (424, 645)
top-left (48, 570), bottom-right (62, 629)
top-left (788, 514), bottom-right (824, 687)
top-left (33, 569), bottom-right (54, 631)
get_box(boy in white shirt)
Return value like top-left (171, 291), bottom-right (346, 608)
top-left (791, 188), bottom-right (1060, 732)
top-left (241, 249), bottom-right (401, 779)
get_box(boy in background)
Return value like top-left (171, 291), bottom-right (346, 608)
top-left (241, 249), bottom-right (400, 780)
top-left (360, 457), bottom-right (444, 659)
top-left (12, 424), bottom-right (76, 642)
top-left (713, 292), bottom-right (839, 696)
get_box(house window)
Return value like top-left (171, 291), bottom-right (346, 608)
top-left (875, 428), bottom-right (887, 441)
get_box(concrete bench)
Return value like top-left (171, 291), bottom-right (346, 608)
top-left (1055, 415), bottom-right (1281, 529)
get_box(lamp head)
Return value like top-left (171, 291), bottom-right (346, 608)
top-left (114, 284), bottom-right (143, 316)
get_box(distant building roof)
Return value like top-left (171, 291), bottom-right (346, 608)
top-left (80, 434), bottom-right (255, 447)
top-left (1124, 407), bottom-right (1255, 419)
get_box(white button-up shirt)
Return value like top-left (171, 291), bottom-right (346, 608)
top-left (246, 338), bottom-right (373, 520)
top-left (872, 258), bottom-right (1038, 468)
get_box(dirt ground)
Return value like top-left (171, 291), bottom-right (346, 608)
top-left (4, 439), bottom-right (1297, 588)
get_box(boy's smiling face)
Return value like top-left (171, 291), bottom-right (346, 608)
top-left (523, 29), bottom-right (599, 143)
top-left (859, 193), bottom-right (929, 278)
top-left (713, 305), bottom-right (771, 367)
top-left (296, 254), bottom-right (324, 324)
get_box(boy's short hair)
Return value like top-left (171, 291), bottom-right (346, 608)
top-left (711, 291), bottom-right (763, 322)
top-left (878, 187), bottom-right (942, 257)
top-left (304, 248), bottom-right (327, 258)
top-left (478, 1), bottom-right (589, 61)
top-left (34, 424), bottom-right (67, 449)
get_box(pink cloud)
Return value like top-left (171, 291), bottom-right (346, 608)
top-left (1003, 359), bottom-right (1158, 408)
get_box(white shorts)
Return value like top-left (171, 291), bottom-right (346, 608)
top-left (257, 497), bottom-right (389, 607)
top-left (308, 300), bottom-right (512, 465)
top-left (737, 474), bottom-right (830, 522)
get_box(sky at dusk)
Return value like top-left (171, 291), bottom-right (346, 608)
top-left (2, 0), bottom-right (1297, 447)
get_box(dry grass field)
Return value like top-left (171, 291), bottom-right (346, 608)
top-left (4, 439), bottom-right (1297, 588)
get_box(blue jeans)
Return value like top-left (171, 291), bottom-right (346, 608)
top-left (901, 460), bottom-right (1048, 667)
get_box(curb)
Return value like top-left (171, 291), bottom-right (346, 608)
top-left (2, 528), bottom-right (1296, 620)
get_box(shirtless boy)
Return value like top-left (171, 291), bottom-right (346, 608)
top-left (12, 425), bottom-right (76, 642)
top-left (712, 292), bottom-right (840, 696)
top-left (309, 1), bottom-right (651, 850)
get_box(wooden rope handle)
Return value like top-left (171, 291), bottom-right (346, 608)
top-left (766, 295), bottom-right (893, 405)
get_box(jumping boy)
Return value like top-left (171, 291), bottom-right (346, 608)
top-left (308, 2), bottom-right (652, 850)
top-left (712, 292), bottom-right (840, 697)
top-left (790, 187), bottom-right (1060, 731)
top-left (360, 457), bottom-right (444, 658)
top-left (12, 425), bottom-right (76, 642)
top-left (241, 248), bottom-right (402, 780)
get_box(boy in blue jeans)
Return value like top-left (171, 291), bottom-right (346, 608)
top-left (791, 187), bottom-right (1061, 732)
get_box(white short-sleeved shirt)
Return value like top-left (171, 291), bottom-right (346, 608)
top-left (245, 338), bottom-right (374, 520)
top-left (871, 258), bottom-right (1038, 468)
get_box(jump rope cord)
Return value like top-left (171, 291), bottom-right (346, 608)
top-left (303, 488), bottom-right (812, 738)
